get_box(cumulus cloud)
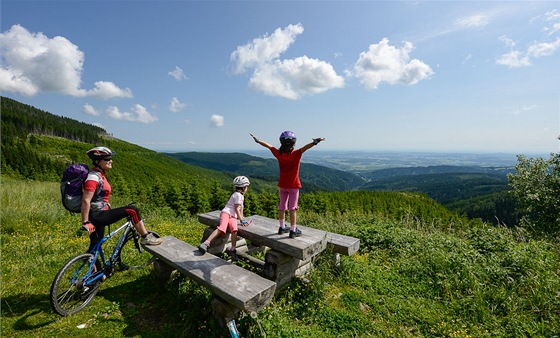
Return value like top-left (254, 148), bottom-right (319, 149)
top-left (168, 66), bottom-right (188, 80)
top-left (83, 103), bottom-right (101, 116)
top-left (0, 24), bottom-right (132, 98)
top-left (230, 23), bottom-right (344, 99)
top-left (209, 114), bottom-right (224, 128)
top-left (231, 24), bottom-right (304, 74)
top-left (249, 56), bottom-right (344, 100)
top-left (350, 38), bottom-right (434, 89)
top-left (497, 10), bottom-right (560, 68)
top-left (106, 104), bottom-right (158, 123)
top-left (87, 81), bottom-right (132, 100)
top-left (169, 97), bottom-right (186, 112)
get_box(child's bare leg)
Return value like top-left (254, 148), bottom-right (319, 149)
top-left (278, 209), bottom-right (286, 227)
top-left (205, 229), bottom-right (220, 244)
top-left (289, 210), bottom-right (297, 230)
top-left (231, 232), bottom-right (237, 250)
top-left (198, 229), bottom-right (221, 253)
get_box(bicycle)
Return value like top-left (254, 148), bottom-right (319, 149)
top-left (49, 216), bottom-right (160, 316)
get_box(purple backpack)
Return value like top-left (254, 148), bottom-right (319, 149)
top-left (60, 164), bottom-right (101, 213)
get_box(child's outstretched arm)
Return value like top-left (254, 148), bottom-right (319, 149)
top-left (250, 133), bottom-right (274, 149)
top-left (300, 137), bottom-right (325, 153)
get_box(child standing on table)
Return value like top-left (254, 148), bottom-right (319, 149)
top-left (198, 176), bottom-right (251, 261)
top-left (250, 131), bottom-right (325, 239)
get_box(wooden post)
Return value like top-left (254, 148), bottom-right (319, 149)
top-left (211, 297), bottom-right (241, 327)
top-left (263, 250), bottom-right (312, 290)
top-left (153, 259), bottom-right (175, 283)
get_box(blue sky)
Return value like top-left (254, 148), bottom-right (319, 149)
top-left (2, 1), bottom-right (559, 155)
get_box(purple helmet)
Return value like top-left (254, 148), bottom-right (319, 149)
top-left (279, 131), bottom-right (296, 145)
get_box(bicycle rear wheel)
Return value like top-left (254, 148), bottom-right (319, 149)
top-left (50, 253), bottom-right (101, 316)
top-left (118, 230), bottom-right (160, 270)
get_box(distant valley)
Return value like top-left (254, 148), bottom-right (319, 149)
top-left (165, 151), bottom-right (515, 202)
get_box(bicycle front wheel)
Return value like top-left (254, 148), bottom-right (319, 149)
top-left (119, 230), bottom-right (160, 270)
top-left (50, 253), bottom-right (101, 316)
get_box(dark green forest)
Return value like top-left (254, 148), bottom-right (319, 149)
top-left (167, 151), bottom-right (519, 225)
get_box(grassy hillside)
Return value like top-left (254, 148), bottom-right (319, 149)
top-left (2, 178), bottom-right (559, 337)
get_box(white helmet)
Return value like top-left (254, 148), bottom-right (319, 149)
top-left (233, 176), bottom-right (250, 188)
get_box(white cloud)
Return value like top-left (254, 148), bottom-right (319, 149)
top-left (169, 97), bottom-right (186, 112)
top-left (497, 10), bottom-right (560, 68)
top-left (350, 38), bottom-right (434, 89)
top-left (86, 81), bottom-right (132, 100)
top-left (209, 114), bottom-right (224, 128)
top-left (527, 38), bottom-right (560, 57)
top-left (249, 56), bottom-right (344, 100)
top-left (496, 50), bottom-right (531, 68)
top-left (544, 9), bottom-right (560, 21)
top-left (168, 66), bottom-right (187, 80)
top-left (230, 23), bottom-right (304, 75)
top-left (499, 35), bottom-right (517, 48)
top-left (230, 23), bottom-right (344, 99)
top-left (0, 24), bottom-right (132, 98)
top-left (106, 104), bottom-right (158, 123)
top-left (497, 38), bottom-right (560, 68)
top-left (454, 13), bottom-right (491, 29)
top-left (83, 103), bottom-right (100, 116)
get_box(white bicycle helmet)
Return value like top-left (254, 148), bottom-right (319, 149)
top-left (86, 146), bottom-right (115, 160)
top-left (233, 176), bottom-right (250, 188)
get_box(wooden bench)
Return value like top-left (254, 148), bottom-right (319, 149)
top-left (197, 211), bottom-right (360, 288)
top-left (143, 235), bottom-right (276, 319)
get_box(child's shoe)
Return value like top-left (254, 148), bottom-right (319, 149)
top-left (198, 242), bottom-right (208, 254)
top-left (289, 228), bottom-right (302, 239)
top-left (227, 249), bottom-right (239, 262)
top-left (278, 226), bottom-right (290, 235)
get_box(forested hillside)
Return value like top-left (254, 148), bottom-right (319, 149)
top-left (166, 151), bottom-right (366, 192)
top-left (167, 151), bottom-right (518, 225)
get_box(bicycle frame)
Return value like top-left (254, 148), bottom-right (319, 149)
top-left (82, 218), bottom-right (135, 286)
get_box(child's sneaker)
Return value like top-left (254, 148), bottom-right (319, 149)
top-left (278, 226), bottom-right (290, 235)
top-left (198, 243), bottom-right (208, 254)
top-left (141, 233), bottom-right (163, 245)
top-left (289, 228), bottom-right (302, 239)
top-left (227, 249), bottom-right (239, 262)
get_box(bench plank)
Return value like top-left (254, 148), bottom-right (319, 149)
top-left (326, 232), bottom-right (360, 256)
top-left (198, 211), bottom-right (327, 261)
top-left (143, 235), bottom-right (276, 312)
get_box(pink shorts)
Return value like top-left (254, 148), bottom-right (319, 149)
top-left (217, 211), bottom-right (238, 234)
top-left (278, 188), bottom-right (299, 211)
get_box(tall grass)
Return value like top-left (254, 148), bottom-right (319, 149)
top-left (2, 177), bottom-right (559, 337)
